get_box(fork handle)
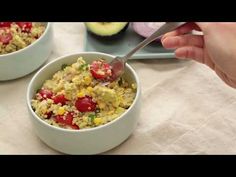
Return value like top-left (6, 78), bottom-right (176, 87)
top-left (124, 22), bottom-right (186, 61)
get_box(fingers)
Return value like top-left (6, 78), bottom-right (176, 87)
top-left (161, 22), bottom-right (201, 41)
top-left (162, 34), bottom-right (204, 49)
top-left (175, 46), bottom-right (216, 70)
top-left (195, 22), bottom-right (215, 32)
top-left (161, 33), bottom-right (216, 70)
top-left (174, 45), bottom-right (236, 88)
top-left (175, 46), bottom-right (204, 60)
top-left (214, 66), bottom-right (236, 88)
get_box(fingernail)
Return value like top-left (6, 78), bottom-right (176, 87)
top-left (161, 35), bottom-right (167, 42)
top-left (177, 57), bottom-right (187, 59)
top-left (175, 53), bottom-right (186, 59)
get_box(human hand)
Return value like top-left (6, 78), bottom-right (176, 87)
top-left (161, 22), bottom-right (236, 88)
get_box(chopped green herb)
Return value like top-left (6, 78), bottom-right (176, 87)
top-left (88, 114), bottom-right (96, 122)
top-left (118, 78), bottom-right (123, 86)
top-left (79, 64), bottom-right (88, 70)
top-left (61, 64), bottom-right (68, 70)
top-left (31, 106), bottom-right (35, 111)
top-left (36, 88), bottom-right (41, 93)
top-left (95, 108), bottom-right (100, 113)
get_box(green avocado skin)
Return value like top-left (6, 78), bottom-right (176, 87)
top-left (86, 23), bottom-right (129, 40)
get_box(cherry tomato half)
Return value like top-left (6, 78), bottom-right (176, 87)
top-left (90, 60), bottom-right (112, 80)
top-left (16, 22), bottom-right (32, 32)
top-left (0, 22), bottom-right (12, 28)
top-left (45, 111), bottom-right (53, 119)
top-left (75, 96), bottom-right (96, 112)
top-left (38, 89), bottom-right (53, 100)
top-left (52, 94), bottom-right (68, 105)
top-left (0, 32), bottom-right (12, 45)
top-left (54, 112), bottom-right (79, 129)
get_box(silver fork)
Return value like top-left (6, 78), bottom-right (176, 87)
top-left (109, 22), bottom-right (186, 81)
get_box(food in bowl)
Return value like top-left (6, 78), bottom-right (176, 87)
top-left (0, 22), bottom-right (46, 55)
top-left (31, 57), bottom-right (136, 130)
top-left (27, 52), bottom-right (141, 154)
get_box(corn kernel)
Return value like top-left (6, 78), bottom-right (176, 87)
top-left (107, 111), bottom-right (114, 115)
top-left (83, 116), bottom-right (88, 122)
top-left (72, 76), bottom-right (80, 84)
top-left (99, 102), bottom-right (105, 109)
top-left (57, 107), bottom-right (65, 115)
top-left (84, 76), bottom-right (92, 85)
top-left (77, 91), bottom-right (85, 98)
top-left (131, 83), bottom-right (137, 89)
top-left (41, 107), bottom-right (47, 114)
top-left (94, 118), bottom-right (102, 125)
top-left (87, 86), bottom-right (93, 93)
top-left (79, 122), bottom-right (87, 128)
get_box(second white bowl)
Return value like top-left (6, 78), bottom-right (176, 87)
top-left (0, 22), bottom-right (53, 81)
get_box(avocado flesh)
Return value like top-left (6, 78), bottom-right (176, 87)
top-left (85, 22), bottom-right (128, 37)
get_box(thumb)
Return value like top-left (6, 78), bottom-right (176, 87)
top-left (175, 46), bottom-right (215, 70)
top-left (195, 22), bottom-right (214, 33)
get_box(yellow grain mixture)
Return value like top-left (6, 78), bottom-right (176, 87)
top-left (0, 22), bottom-right (46, 55)
top-left (31, 57), bottom-right (136, 130)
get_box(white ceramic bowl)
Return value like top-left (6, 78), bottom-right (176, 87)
top-left (0, 22), bottom-right (53, 81)
top-left (27, 52), bottom-right (141, 154)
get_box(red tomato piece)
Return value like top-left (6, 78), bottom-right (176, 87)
top-left (39, 89), bottom-right (53, 99)
top-left (54, 112), bottom-right (79, 129)
top-left (0, 32), bottom-right (12, 45)
top-left (52, 94), bottom-right (68, 105)
top-left (90, 60), bottom-right (112, 80)
top-left (16, 22), bottom-right (32, 32)
top-left (75, 96), bottom-right (96, 112)
top-left (0, 22), bottom-right (12, 28)
top-left (45, 111), bottom-right (53, 119)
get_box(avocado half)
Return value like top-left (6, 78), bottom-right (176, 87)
top-left (85, 22), bottom-right (128, 37)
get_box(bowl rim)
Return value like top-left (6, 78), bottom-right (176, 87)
top-left (0, 22), bottom-right (51, 58)
top-left (27, 52), bottom-right (140, 133)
